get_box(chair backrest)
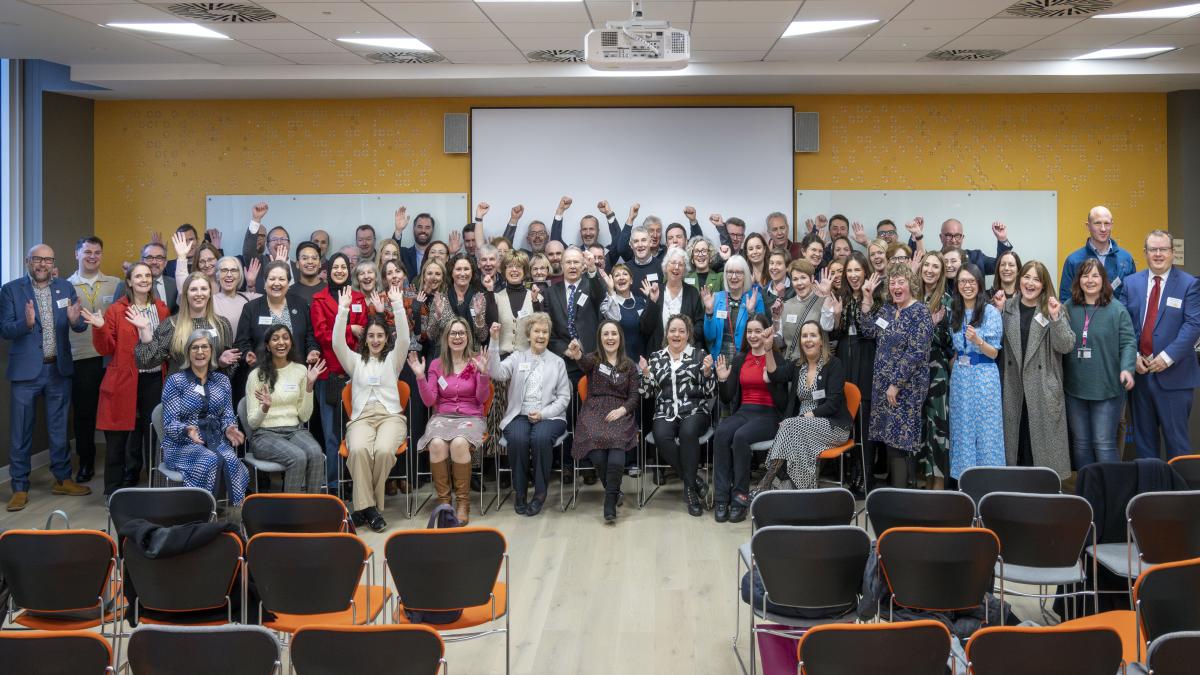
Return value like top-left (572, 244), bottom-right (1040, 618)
top-left (1168, 455), bottom-right (1200, 490)
top-left (958, 466), bottom-right (1061, 507)
top-left (965, 625), bottom-right (1124, 675)
top-left (1134, 557), bottom-right (1200, 645)
top-left (750, 488), bottom-right (855, 530)
top-left (0, 530), bottom-right (116, 612)
top-left (108, 487), bottom-right (217, 534)
top-left (385, 527), bottom-right (506, 612)
top-left (577, 375), bottom-right (588, 402)
top-left (876, 527), bottom-right (999, 612)
top-left (1128, 491), bottom-right (1200, 565)
top-left (241, 493), bottom-right (349, 537)
top-left (127, 625), bottom-right (280, 675)
top-left (1146, 631), bottom-right (1200, 675)
top-left (865, 488), bottom-right (976, 536)
top-left (341, 382), bottom-right (353, 417)
top-left (152, 403), bottom-right (164, 442)
top-left (797, 620), bottom-right (950, 675)
top-left (397, 380), bottom-right (410, 409)
top-left (978, 492), bottom-right (1093, 568)
top-left (121, 531), bottom-right (242, 615)
top-left (237, 397), bottom-right (250, 432)
top-left (0, 630), bottom-right (113, 674)
top-left (246, 533), bottom-right (367, 616)
top-left (843, 382), bottom-right (862, 421)
top-left (751, 526), bottom-right (870, 612)
top-left (291, 625), bottom-right (444, 675)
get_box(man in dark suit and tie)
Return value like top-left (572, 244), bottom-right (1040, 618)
top-left (1, 244), bottom-right (93, 511)
top-left (545, 247), bottom-right (603, 383)
top-left (1122, 229), bottom-right (1200, 459)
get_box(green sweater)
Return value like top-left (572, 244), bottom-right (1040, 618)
top-left (1064, 300), bottom-right (1137, 401)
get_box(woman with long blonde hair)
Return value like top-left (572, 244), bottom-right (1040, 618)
top-left (134, 272), bottom-right (238, 375)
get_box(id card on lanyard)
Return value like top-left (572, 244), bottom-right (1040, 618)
top-left (1078, 306), bottom-right (1095, 360)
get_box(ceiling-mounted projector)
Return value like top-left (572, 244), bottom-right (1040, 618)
top-left (585, 0), bottom-right (689, 71)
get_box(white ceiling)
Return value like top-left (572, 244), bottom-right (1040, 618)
top-left (2, 0), bottom-right (1200, 97)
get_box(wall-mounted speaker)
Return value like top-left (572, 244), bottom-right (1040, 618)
top-left (444, 113), bottom-right (469, 154)
top-left (795, 112), bottom-right (819, 153)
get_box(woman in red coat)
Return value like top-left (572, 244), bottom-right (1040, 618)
top-left (309, 252), bottom-right (369, 490)
top-left (81, 262), bottom-right (170, 496)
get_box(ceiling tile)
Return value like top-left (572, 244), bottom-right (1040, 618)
top-left (1050, 18), bottom-right (1176, 36)
top-left (1021, 34), bottom-right (1126, 49)
top-left (299, 22), bottom-right (412, 39)
top-left (370, 2), bottom-right (488, 22)
top-left (507, 35), bottom-right (585, 51)
top-left (772, 36), bottom-right (865, 51)
top-left (478, 3), bottom-right (590, 23)
top-left (200, 23), bottom-right (320, 39)
top-left (896, 0), bottom-right (1013, 20)
top-left (692, 1), bottom-right (801, 23)
top-left (939, 34), bottom-right (1043, 50)
top-left (45, 3), bottom-right (176, 23)
top-left (840, 49), bottom-right (924, 62)
top-left (438, 49), bottom-right (528, 63)
top-left (257, 3), bottom-right (389, 22)
top-left (202, 52), bottom-right (297, 65)
top-left (691, 36), bottom-right (779, 51)
top-left (689, 23), bottom-right (786, 39)
top-left (689, 50), bottom-right (767, 62)
top-left (763, 49), bottom-right (848, 62)
top-left (399, 22), bottom-right (502, 37)
top-left (967, 17), bottom-right (1084, 35)
top-left (23, 0), bottom-right (138, 4)
top-left (149, 38), bottom-right (265, 53)
top-left (999, 48), bottom-right (1094, 60)
top-left (494, 21), bottom-right (592, 38)
top-left (792, 0), bottom-right (909, 21)
top-left (245, 38), bottom-right (348, 53)
top-left (854, 35), bottom-right (948, 51)
top-left (871, 18), bottom-right (982, 37)
top-left (586, 0), bottom-right (692, 24)
top-left (1149, 18), bottom-right (1200, 36)
top-left (419, 36), bottom-right (517, 50)
top-left (1114, 35), bottom-right (1200, 49)
top-left (282, 52), bottom-right (371, 64)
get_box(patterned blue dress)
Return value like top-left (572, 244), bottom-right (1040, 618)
top-left (949, 304), bottom-right (1005, 479)
top-left (161, 369), bottom-right (249, 505)
top-left (859, 302), bottom-right (933, 452)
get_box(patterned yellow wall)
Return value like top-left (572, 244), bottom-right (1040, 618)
top-left (94, 93), bottom-right (1166, 275)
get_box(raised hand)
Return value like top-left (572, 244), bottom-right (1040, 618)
top-left (246, 258), bottom-right (261, 288)
top-left (719, 244), bottom-right (733, 260)
top-left (715, 354), bottom-right (730, 381)
top-left (627, 202), bottom-right (640, 223)
top-left (448, 229), bottom-right (462, 254)
top-left (770, 298), bottom-right (783, 319)
top-left (761, 323), bottom-right (776, 345)
top-left (992, 290), bottom-right (1006, 312)
top-left (702, 353), bottom-right (714, 375)
top-left (149, 231), bottom-right (165, 246)
top-left (709, 213), bottom-right (723, 229)
top-left (851, 221), bottom-right (868, 246)
top-left (701, 287), bottom-right (715, 314)
top-left (564, 339), bottom-right (583, 360)
top-left (207, 228), bottom-right (222, 250)
top-left (905, 219), bottom-right (922, 237)
top-left (931, 305), bottom-right (947, 325)
top-left (509, 204), bottom-right (524, 223)
top-left (684, 205), bottom-right (697, 222)
top-left (481, 274), bottom-right (495, 292)
top-left (254, 386), bottom-right (272, 413)
top-left (805, 218), bottom-right (817, 234)
top-left (407, 351), bottom-right (426, 379)
top-left (387, 285), bottom-right (404, 305)
top-left (171, 231), bottom-right (194, 260)
top-left (827, 294), bottom-right (843, 316)
top-left (270, 243), bottom-right (288, 263)
top-left (124, 306), bottom-right (150, 331)
top-left (225, 425), bottom-right (245, 447)
top-left (556, 196), bottom-right (573, 214)
top-left (337, 285), bottom-right (353, 309)
top-left (218, 348), bottom-right (241, 367)
top-left (815, 268), bottom-right (834, 297)
top-left (991, 221), bottom-right (1008, 242)
top-left (251, 202), bottom-right (269, 222)
top-left (638, 355), bottom-right (649, 374)
top-left (394, 206), bottom-right (408, 233)
top-left (597, 200), bottom-right (612, 216)
top-left (816, 214), bottom-right (830, 242)
top-left (748, 287), bottom-right (760, 310)
top-left (1047, 295), bottom-right (1062, 321)
top-left (305, 359), bottom-right (327, 389)
top-left (581, 249), bottom-right (596, 274)
top-left (65, 299), bottom-right (81, 325)
top-left (598, 268), bottom-right (614, 293)
top-left (80, 307), bottom-right (104, 328)
top-left (862, 273), bottom-right (881, 297)
top-left (641, 277), bottom-right (660, 303)
top-left (369, 291), bottom-right (386, 313)
top-left (475, 202), bottom-right (489, 220)
top-left (490, 322), bottom-right (502, 342)
top-left (529, 283), bottom-right (542, 305)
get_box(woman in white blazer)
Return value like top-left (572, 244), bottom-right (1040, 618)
top-left (488, 313), bottom-right (571, 517)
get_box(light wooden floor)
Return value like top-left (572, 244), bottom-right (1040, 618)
top-left (1, 462), bottom-right (1047, 674)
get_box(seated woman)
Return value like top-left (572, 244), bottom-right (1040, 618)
top-left (755, 321), bottom-right (852, 493)
top-left (245, 324), bottom-right (328, 494)
top-left (640, 315), bottom-right (716, 517)
top-left (411, 316), bottom-right (488, 525)
top-left (564, 320), bottom-right (640, 523)
top-left (488, 314), bottom-right (571, 517)
top-left (713, 314), bottom-right (790, 523)
top-left (332, 286), bottom-right (412, 532)
top-left (160, 330), bottom-right (248, 506)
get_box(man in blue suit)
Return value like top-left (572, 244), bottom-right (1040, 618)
top-left (1122, 230), bottom-right (1200, 459)
top-left (1, 244), bottom-right (92, 511)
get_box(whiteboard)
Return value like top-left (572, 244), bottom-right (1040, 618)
top-left (471, 107), bottom-right (794, 245)
top-left (796, 190), bottom-right (1058, 279)
top-left (205, 193), bottom-right (469, 254)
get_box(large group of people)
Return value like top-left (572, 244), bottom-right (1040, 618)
top-left (3, 200), bottom-right (1197, 529)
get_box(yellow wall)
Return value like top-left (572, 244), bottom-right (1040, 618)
top-left (94, 93), bottom-right (1167, 275)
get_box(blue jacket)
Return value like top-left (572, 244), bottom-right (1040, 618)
top-left (1059, 238), bottom-right (1137, 303)
top-left (0, 276), bottom-right (86, 380)
top-left (1122, 268), bottom-right (1200, 391)
top-left (702, 288), bottom-right (765, 357)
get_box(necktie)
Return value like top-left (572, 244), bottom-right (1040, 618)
top-left (1139, 275), bottom-right (1161, 356)
top-left (567, 284), bottom-right (579, 339)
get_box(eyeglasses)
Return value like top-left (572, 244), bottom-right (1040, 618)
top-left (143, 255), bottom-right (167, 262)
top-left (942, 233), bottom-right (965, 241)
top-left (29, 256), bottom-right (55, 265)
top-left (218, 267), bottom-right (241, 275)
top-left (1146, 247), bottom-right (1172, 254)
top-left (958, 279), bottom-right (978, 287)
top-left (877, 230), bottom-right (897, 238)
top-left (189, 344), bottom-right (212, 352)
top-left (448, 330), bottom-right (469, 337)
top-left (890, 255), bottom-right (910, 263)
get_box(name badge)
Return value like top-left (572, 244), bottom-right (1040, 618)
top-left (207, 328), bottom-right (219, 339)
top-left (1167, 297), bottom-right (1183, 309)
top-left (1077, 348), bottom-right (1093, 360)
top-left (646, 273), bottom-right (659, 282)
top-left (957, 354), bottom-right (971, 367)
top-left (1034, 313), bottom-right (1049, 327)
top-left (715, 310), bottom-right (728, 320)
top-left (785, 314), bottom-right (798, 324)
top-left (367, 375), bottom-right (381, 386)
top-left (519, 362), bottom-right (531, 372)
top-left (282, 383), bottom-right (299, 393)
top-left (102, 295), bottom-right (114, 304)
top-left (598, 364), bottom-right (612, 376)
top-left (848, 324), bottom-right (857, 336)
top-left (685, 276), bottom-right (697, 286)
top-left (56, 298), bottom-right (70, 309)
top-left (438, 376), bottom-right (449, 389)
top-left (193, 384), bottom-right (206, 396)
top-left (1111, 277), bottom-right (1122, 289)
top-left (258, 316), bottom-right (273, 326)
top-left (812, 388), bottom-right (826, 400)
top-left (470, 307), bottom-right (478, 316)
top-left (517, 308), bottom-right (531, 318)
top-left (875, 317), bottom-right (889, 330)
top-left (351, 304), bottom-right (362, 313)
top-left (576, 293), bottom-right (589, 307)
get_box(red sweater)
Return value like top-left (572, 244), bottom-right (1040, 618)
top-left (739, 353), bottom-right (773, 407)
top-left (310, 287), bottom-right (367, 379)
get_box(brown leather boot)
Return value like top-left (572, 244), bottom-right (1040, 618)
top-left (431, 460), bottom-right (452, 505)
top-left (451, 461), bottom-right (472, 525)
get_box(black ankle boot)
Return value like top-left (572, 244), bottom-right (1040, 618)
top-left (603, 461), bottom-right (623, 522)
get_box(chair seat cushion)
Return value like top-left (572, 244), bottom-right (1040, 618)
top-left (995, 560), bottom-right (1086, 586)
top-left (244, 453), bottom-right (287, 473)
top-left (1087, 543), bottom-right (1150, 578)
top-left (1058, 610), bottom-right (1139, 665)
top-left (394, 582), bottom-right (508, 631)
top-left (738, 542), bottom-right (751, 566)
top-left (264, 585), bottom-right (390, 634)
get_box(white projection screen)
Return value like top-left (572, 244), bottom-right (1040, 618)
top-left (471, 107), bottom-right (794, 244)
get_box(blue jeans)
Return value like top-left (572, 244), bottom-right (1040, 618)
top-left (1065, 394), bottom-right (1124, 468)
top-left (503, 416), bottom-right (567, 501)
top-left (314, 379), bottom-right (344, 490)
top-left (9, 362), bottom-right (73, 492)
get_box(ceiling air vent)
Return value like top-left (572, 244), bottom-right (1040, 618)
top-left (163, 3), bottom-right (278, 23)
top-left (1002, 0), bottom-right (1114, 18)
top-left (926, 49), bottom-right (1009, 61)
top-left (365, 51), bottom-right (445, 64)
top-left (527, 49), bottom-right (585, 63)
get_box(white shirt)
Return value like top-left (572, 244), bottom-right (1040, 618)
top-left (563, 281), bottom-right (579, 305)
top-left (155, 276), bottom-right (167, 304)
top-left (1143, 269), bottom-right (1173, 366)
top-left (520, 355), bottom-right (545, 416)
top-left (661, 284), bottom-right (684, 331)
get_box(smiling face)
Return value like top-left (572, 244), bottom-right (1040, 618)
top-left (768, 215), bottom-right (789, 247)
top-left (356, 266), bottom-right (377, 293)
top-left (868, 245), bottom-right (886, 272)
top-left (691, 241), bottom-right (711, 271)
top-left (451, 258), bottom-right (473, 287)
top-left (310, 230), bottom-right (330, 257)
top-left (76, 240), bottom-right (102, 275)
top-left (833, 239), bottom-right (852, 261)
top-left (804, 242), bottom-right (824, 268)
top-left (268, 327), bottom-right (292, 362)
top-left (725, 265), bottom-right (746, 295)
top-left (194, 248), bottom-right (216, 277)
top-left (888, 275), bottom-right (912, 305)
top-left (477, 251), bottom-right (498, 276)
top-left (580, 216), bottom-right (599, 245)
top-left (505, 259), bottom-right (527, 285)
top-left (631, 231), bottom-right (650, 260)
top-left (329, 258), bottom-right (349, 285)
top-left (264, 266), bottom-right (288, 301)
top-left (829, 217), bottom-right (849, 240)
top-left (297, 247), bottom-right (321, 278)
top-left (845, 258), bottom-right (865, 291)
top-left (385, 261), bottom-right (406, 290)
top-left (791, 270), bottom-right (812, 296)
top-left (599, 322), bottom-right (622, 356)
top-left (665, 254), bottom-right (685, 282)
top-left (613, 267), bottom-right (632, 292)
top-left (666, 226), bottom-right (687, 250)
top-left (413, 216), bottom-right (434, 246)
top-left (366, 322), bottom-right (388, 357)
top-left (1087, 207), bottom-right (1113, 247)
top-left (142, 244), bottom-right (167, 277)
top-left (745, 237), bottom-right (765, 266)
top-left (997, 253), bottom-right (1018, 286)
top-left (726, 222), bottom-right (745, 251)
top-left (186, 276), bottom-right (212, 312)
top-left (744, 319), bottom-right (765, 351)
top-left (800, 323), bottom-right (822, 359)
top-left (1145, 232), bottom-right (1173, 275)
top-left (445, 319), bottom-right (469, 357)
top-left (26, 245), bottom-right (55, 283)
top-left (427, 243), bottom-right (449, 265)
top-left (768, 254), bottom-right (787, 281)
top-left (646, 221), bottom-right (662, 248)
top-left (957, 269), bottom-right (979, 303)
top-left (1020, 267), bottom-right (1044, 303)
top-left (422, 264), bottom-right (443, 290)
top-left (828, 262), bottom-right (844, 291)
top-left (920, 255), bottom-right (943, 287)
top-left (379, 241), bottom-right (400, 266)
top-left (1078, 265), bottom-right (1104, 300)
top-left (129, 263), bottom-right (153, 299)
top-left (545, 241), bottom-right (564, 270)
top-left (189, 337), bottom-right (212, 370)
top-left (527, 320), bottom-right (551, 353)
top-left (666, 317), bottom-right (690, 351)
top-left (526, 222), bottom-right (548, 251)
top-left (217, 260), bottom-right (241, 292)
top-left (356, 228), bottom-right (376, 257)
top-left (942, 251), bottom-right (962, 279)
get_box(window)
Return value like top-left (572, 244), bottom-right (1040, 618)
top-left (1, 59), bottom-right (19, 283)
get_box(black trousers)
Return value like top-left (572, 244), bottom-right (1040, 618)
top-left (587, 448), bottom-right (626, 499)
top-left (713, 405), bottom-right (779, 504)
top-left (71, 356), bottom-right (105, 470)
top-left (102, 371), bottom-right (161, 495)
top-left (652, 412), bottom-right (710, 493)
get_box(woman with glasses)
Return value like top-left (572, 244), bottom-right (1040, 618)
top-left (685, 236), bottom-right (724, 293)
top-left (134, 272), bottom-right (239, 375)
top-left (701, 255), bottom-right (765, 360)
top-left (949, 263), bottom-right (1006, 480)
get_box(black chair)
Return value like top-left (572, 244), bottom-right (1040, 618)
top-left (958, 465), bottom-right (1061, 508)
top-left (121, 531), bottom-right (243, 625)
top-left (738, 488), bottom-right (856, 573)
top-left (876, 527), bottom-right (1000, 622)
top-left (1145, 631), bottom-right (1200, 675)
top-left (107, 487), bottom-right (217, 552)
top-left (796, 620), bottom-right (951, 675)
top-left (736, 525), bottom-right (871, 675)
top-left (1088, 491), bottom-right (1200, 595)
top-left (240, 493), bottom-right (349, 537)
top-left (291, 625), bottom-right (446, 675)
top-left (965, 624), bottom-right (1123, 675)
top-left (1167, 455), bottom-right (1200, 490)
top-left (125, 624), bottom-right (280, 675)
top-left (0, 529), bottom-right (121, 634)
top-left (1135, 557), bottom-right (1200, 658)
top-left (0, 630), bottom-right (113, 674)
top-left (865, 488), bottom-right (975, 537)
top-left (978, 492), bottom-right (1095, 620)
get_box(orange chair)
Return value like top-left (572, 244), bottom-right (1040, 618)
top-left (1168, 454), bottom-right (1200, 490)
top-left (337, 380), bottom-right (411, 516)
top-left (746, 382), bottom-right (862, 490)
top-left (797, 620), bottom-right (952, 674)
top-left (965, 624), bottom-right (1124, 675)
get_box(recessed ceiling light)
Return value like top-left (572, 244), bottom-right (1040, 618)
top-left (1093, 3), bottom-right (1200, 19)
top-left (782, 19), bottom-right (878, 38)
top-left (337, 37), bottom-right (433, 51)
top-left (105, 22), bottom-right (229, 39)
top-left (1073, 46), bottom-right (1176, 59)
top-left (476, 0), bottom-right (580, 3)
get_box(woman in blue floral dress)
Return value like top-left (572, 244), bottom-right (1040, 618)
top-left (948, 264), bottom-right (1005, 480)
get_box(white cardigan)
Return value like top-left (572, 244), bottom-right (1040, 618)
top-left (332, 300), bottom-right (411, 420)
top-left (488, 346), bottom-right (570, 429)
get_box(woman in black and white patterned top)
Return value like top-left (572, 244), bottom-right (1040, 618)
top-left (639, 314), bottom-right (716, 517)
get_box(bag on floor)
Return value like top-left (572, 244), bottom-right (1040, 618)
top-left (755, 624), bottom-right (800, 674)
top-left (402, 504), bottom-right (464, 625)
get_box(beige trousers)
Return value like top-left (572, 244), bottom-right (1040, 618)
top-left (345, 401), bottom-right (407, 511)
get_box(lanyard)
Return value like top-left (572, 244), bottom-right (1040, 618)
top-left (77, 282), bottom-right (101, 308)
top-left (1081, 306), bottom-right (1097, 348)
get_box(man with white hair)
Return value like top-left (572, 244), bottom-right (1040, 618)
top-left (1059, 205), bottom-right (1137, 302)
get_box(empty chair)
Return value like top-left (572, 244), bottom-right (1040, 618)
top-left (1145, 631), bottom-right (1200, 675)
top-left (240, 493), bottom-right (349, 537)
top-left (958, 465), bottom-right (1061, 507)
top-left (865, 488), bottom-right (975, 537)
top-left (876, 527), bottom-right (1000, 622)
top-left (291, 625), bottom-right (446, 675)
top-left (0, 630), bottom-right (113, 674)
top-left (125, 624), bottom-right (280, 675)
top-left (1088, 491), bottom-right (1200, 589)
top-left (737, 488), bottom-right (856, 567)
top-left (965, 625), bottom-right (1124, 675)
top-left (0, 530), bottom-right (121, 633)
top-left (121, 531), bottom-right (243, 625)
top-left (1167, 456), bottom-right (1200, 490)
top-left (736, 525), bottom-right (871, 675)
top-left (796, 620), bottom-right (951, 675)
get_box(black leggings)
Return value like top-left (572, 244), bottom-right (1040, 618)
top-left (713, 405), bottom-right (780, 504)
top-left (652, 413), bottom-right (709, 489)
top-left (587, 448), bottom-right (626, 500)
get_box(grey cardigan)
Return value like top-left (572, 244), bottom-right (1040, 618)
top-left (489, 347), bottom-right (571, 429)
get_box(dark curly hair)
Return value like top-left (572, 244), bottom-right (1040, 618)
top-left (357, 316), bottom-right (396, 363)
top-left (255, 324), bottom-right (298, 391)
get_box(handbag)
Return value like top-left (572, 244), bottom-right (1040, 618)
top-left (323, 373), bottom-right (350, 407)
